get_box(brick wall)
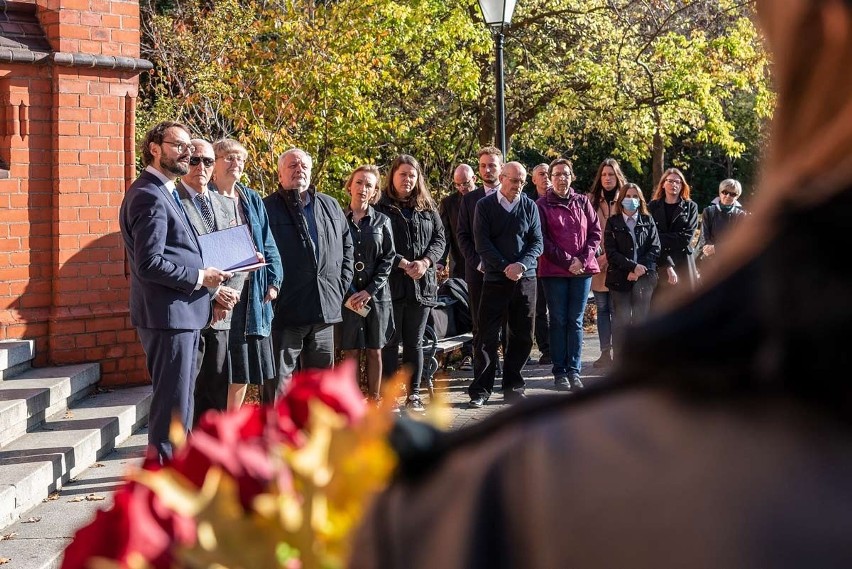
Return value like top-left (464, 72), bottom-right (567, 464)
top-left (0, 0), bottom-right (149, 385)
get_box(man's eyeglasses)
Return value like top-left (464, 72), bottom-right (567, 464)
top-left (664, 178), bottom-right (683, 186)
top-left (720, 190), bottom-right (739, 197)
top-left (454, 180), bottom-right (474, 189)
top-left (189, 156), bottom-right (215, 168)
top-left (162, 140), bottom-right (194, 154)
top-left (552, 172), bottom-right (572, 179)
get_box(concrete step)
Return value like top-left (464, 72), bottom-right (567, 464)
top-left (0, 340), bottom-right (35, 381)
top-left (0, 385), bottom-right (152, 530)
top-left (0, 364), bottom-right (101, 448)
top-left (0, 428), bottom-right (148, 569)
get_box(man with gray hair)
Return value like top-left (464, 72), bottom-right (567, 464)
top-left (469, 161), bottom-right (543, 407)
top-left (262, 148), bottom-right (354, 401)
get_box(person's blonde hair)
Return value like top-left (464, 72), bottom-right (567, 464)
top-left (345, 165), bottom-right (382, 205)
top-left (719, 179), bottom-right (742, 196)
top-left (213, 138), bottom-right (248, 160)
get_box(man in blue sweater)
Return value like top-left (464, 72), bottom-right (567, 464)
top-left (469, 162), bottom-right (543, 407)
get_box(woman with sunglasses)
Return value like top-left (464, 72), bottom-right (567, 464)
top-left (647, 168), bottom-right (699, 300)
top-left (210, 138), bottom-right (283, 410)
top-left (603, 183), bottom-right (660, 354)
top-left (340, 165), bottom-right (396, 404)
top-left (700, 179), bottom-right (748, 262)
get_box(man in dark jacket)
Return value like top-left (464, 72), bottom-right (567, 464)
top-left (262, 148), bottom-right (353, 401)
top-left (456, 147), bottom-right (504, 375)
top-left (468, 162), bottom-right (543, 407)
top-left (439, 164), bottom-right (476, 280)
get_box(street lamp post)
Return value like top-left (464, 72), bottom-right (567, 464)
top-left (477, 0), bottom-right (516, 158)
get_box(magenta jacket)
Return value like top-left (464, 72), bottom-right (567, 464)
top-left (536, 188), bottom-right (602, 278)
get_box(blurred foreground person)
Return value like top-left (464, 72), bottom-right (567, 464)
top-left (350, 1), bottom-right (852, 567)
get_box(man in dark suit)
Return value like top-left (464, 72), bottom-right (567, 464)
top-left (119, 122), bottom-right (231, 461)
top-left (175, 138), bottom-right (245, 423)
top-left (456, 146), bottom-right (503, 376)
top-left (263, 148), bottom-right (354, 401)
top-left (438, 164), bottom-right (476, 280)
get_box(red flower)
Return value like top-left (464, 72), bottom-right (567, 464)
top-left (277, 359), bottom-right (366, 428)
top-left (61, 479), bottom-right (195, 569)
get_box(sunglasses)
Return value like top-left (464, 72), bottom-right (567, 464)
top-left (189, 156), bottom-right (215, 168)
top-left (720, 190), bottom-right (739, 197)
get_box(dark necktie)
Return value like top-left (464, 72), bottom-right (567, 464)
top-left (195, 193), bottom-right (214, 232)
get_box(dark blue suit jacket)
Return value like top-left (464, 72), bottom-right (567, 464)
top-left (120, 170), bottom-right (211, 330)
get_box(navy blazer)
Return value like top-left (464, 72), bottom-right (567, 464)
top-left (120, 170), bottom-right (212, 330)
top-left (456, 187), bottom-right (487, 280)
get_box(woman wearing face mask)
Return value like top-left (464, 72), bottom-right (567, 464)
top-left (340, 165), bottom-right (396, 404)
top-left (376, 155), bottom-right (446, 413)
top-left (603, 183), bottom-right (660, 355)
top-left (700, 179), bottom-right (748, 262)
top-left (588, 158), bottom-right (628, 369)
top-left (647, 168), bottom-right (699, 302)
top-left (210, 139), bottom-right (283, 410)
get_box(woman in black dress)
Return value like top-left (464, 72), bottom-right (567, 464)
top-left (376, 155), bottom-right (445, 413)
top-left (340, 165), bottom-right (395, 402)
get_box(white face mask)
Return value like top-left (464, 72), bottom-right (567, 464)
top-left (622, 197), bottom-right (640, 212)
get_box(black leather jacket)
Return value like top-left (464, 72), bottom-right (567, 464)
top-left (648, 198), bottom-right (699, 288)
top-left (346, 206), bottom-right (395, 303)
top-left (604, 213), bottom-right (661, 291)
top-left (375, 195), bottom-right (446, 307)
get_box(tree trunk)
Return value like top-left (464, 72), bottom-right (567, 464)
top-left (652, 131), bottom-right (665, 188)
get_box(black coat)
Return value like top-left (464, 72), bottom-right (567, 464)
top-left (456, 187), bottom-right (487, 280)
top-left (263, 187), bottom-right (353, 327)
top-left (375, 195), bottom-right (446, 307)
top-left (603, 213), bottom-right (661, 291)
top-left (438, 191), bottom-right (465, 279)
top-left (648, 198), bottom-right (699, 288)
top-left (701, 203), bottom-right (748, 248)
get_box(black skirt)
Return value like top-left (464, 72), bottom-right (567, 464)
top-left (228, 276), bottom-right (275, 385)
top-left (339, 298), bottom-right (394, 350)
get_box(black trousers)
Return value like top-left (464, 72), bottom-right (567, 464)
top-left (381, 300), bottom-right (431, 394)
top-left (193, 328), bottom-right (230, 425)
top-left (469, 277), bottom-right (536, 399)
top-left (265, 323), bottom-right (335, 402)
top-left (467, 269), bottom-right (505, 367)
top-left (535, 277), bottom-right (550, 355)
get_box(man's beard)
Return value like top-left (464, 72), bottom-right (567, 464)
top-left (162, 155), bottom-right (189, 176)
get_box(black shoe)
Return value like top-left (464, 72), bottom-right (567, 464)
top-left (592, 350), bottom-right (612, 369)
top-left (569, 373), bottom-right (584, 389)
top-left (496, 361), bottom-right (503, 377)
top-left (554, 375), bottom-right (571, 391)
top-left (468, 396), bottom-right (487, 409)
top-left (458, 355), bottom-right (473, 371)
top-left (503, 390), bottom-right (527, 403)
top-left (538, 353), bottom-right (552, 365)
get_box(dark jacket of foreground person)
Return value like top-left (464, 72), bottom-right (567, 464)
top-left (349, 187), bottom-right (852, 569)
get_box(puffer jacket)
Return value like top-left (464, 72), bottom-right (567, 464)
top-left (375, 195), bottom-right (446, 307)
top-left (536, 188), bottom-right (601, 278)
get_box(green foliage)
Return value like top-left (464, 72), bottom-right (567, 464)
top-left (138, 0), bottom-right (772, 206)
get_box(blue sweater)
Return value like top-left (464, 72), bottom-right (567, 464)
top-left (473, 193), bottom-right (543, 282)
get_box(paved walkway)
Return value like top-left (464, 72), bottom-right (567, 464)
top-left (0, 334), bottom-right (605, 568)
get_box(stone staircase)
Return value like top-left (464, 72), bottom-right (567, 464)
top-left (0, 340), bottom-right (151, 531)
